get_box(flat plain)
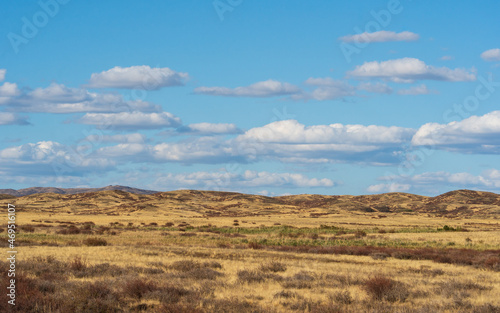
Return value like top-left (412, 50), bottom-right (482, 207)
top-left (1, 189), bottom-right (499, 312)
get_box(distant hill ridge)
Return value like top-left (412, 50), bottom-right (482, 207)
top-left (0, 188), bottom-right (499, 217)
top-left (0, 185), bottom-right (158, 197)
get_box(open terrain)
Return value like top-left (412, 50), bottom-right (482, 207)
top-left (1, 188), bottom-right (499, 312)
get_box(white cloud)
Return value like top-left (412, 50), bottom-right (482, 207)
top-left (0, 82), bottom-right (21, 105)
top-left (237, 120), bottom-right (414, 145)
top-left (194, 79), bottom-right (301, 97)
top-left (298, 78), bottom-right (356, 100)
top-left (84, 133), bottom-right (147, 143)
top-left (397, 84), bottom-right (436, 95)
top-left (152, 137), bottom-right (236, 164)
top-left (78, 111), bottom-right (182, 130)
top-left (412, 111), bottom-right (500, 153)
top-left (177, 123), bottom-right (242, 135)
top-left (233, 120), bottom-right (415, 165)
top-left (0, 112), bottom-right (29, 125)
top-left (480, 48), bottom-right (500, 62)
top-left (77, 120), bottom-right (416, 166)
top-left (11, 83), bottom-right (161, 113)
top-left (357, 82), bottom-right (393, 94)
top-left (340, 31), bottom-right (419, 43)
top-left (0, 69), bottom-right (5, 81)
top-left (88, 65), bottom-right (189, 89)
top-left (367, 183), bottom-right (411, 193)
top-left (348, 58), bottom-right (476, 83)
top-left (152, 170), bottom-right (334, 190)
top-left (0, 82), bottom-right (20, 97)
top-left (0, 141), bottom-right (114, 177)
top-left (378, 169), bottom-right (500, 192)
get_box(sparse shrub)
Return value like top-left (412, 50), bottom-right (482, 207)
top-left (370, 252), bottom-right (390, 260)
top-left (37, 280), bottom-right (56, 293)
top-left (484, 256), bottom-right (500, 270)
top-left (354, 230), bottom-right (367, 238)
top-left (237, 270), bottom-right (281, 283)
top-left (378, 229), bottom-right (387, 234)
top-left (122, 278), bottom-right (157, 299)
top-left (331, 290), bottom-right (353, 305)
top-left (57, 225), bottom-right (81, 234)
top-left (83, 237), bottom-right (108, 246)
top-left (181, 267), bottom-right (224, 280)
top-left (273, 290), bottom-right (300, 299)
top-left (248, 242), bottom-right (263, 249)
top-left (202, 261), bottom-right (223, 269)
top-left (260, 261), bottom-right (287, 272)
top-left (20, 225), bottom-right (35, 233)
top-left (363, 275), bottom-right (409, 302)
top-left (69, 256), bottom-right (87, 271)
top-left (170, 260), bottom-right (199, 272)
top-left (309, 233), bottom-right (319, 239)
top-left (164, 222), bottom-right (174, 227)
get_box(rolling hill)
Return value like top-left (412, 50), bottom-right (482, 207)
top-left (1, 188), bottom-right (499, 218)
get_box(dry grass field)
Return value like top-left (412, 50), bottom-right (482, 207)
top-left (1, 189), bottom-right (499, 312)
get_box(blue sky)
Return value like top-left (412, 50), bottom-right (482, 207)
top-left (1, 0), bottom-right (500, 196)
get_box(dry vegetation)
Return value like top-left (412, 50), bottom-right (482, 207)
top-left (1, 189), bottom-right (499, 312)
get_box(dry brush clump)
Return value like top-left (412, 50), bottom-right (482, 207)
top-left (363, 275), bottom-right (409, 303)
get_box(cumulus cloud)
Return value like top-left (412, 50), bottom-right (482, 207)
top-left (0, 141), bottom-right (114, 177)
top-left (412, 111), bottom-right (500, 153)
top-left (176, 123), bottom-right (242, 135)
top-left (88, 65), bottom-right (189, 89)
top-left (233, 120), bottom-right (415, 165)
top-left (377, 169), bottom-right (500, 192)
top-left (83, 133), bottom-right (147, 144)
top-left (296, 78), bottom-right (356, 100)
top-left (357, 82), bottom-right (393, 94)
top-left (0, 69), bottom-right (5, 81)
top-left (237, 119), bottom-right (414, 145)
top-left (340, 31), bottom-right (419, 43)
top-left (480, 48), bottom-right (500, 62)
top-left (0, 112), bottom-right (29, 125)
top-left (367, 183), bottom-right (411, 193)
top-left (397, 84), bottom-right (436, 95)
top-left (79, 111), bottom-right (182, 130)
top-left (152, 170), bottom-right (334, 190)
top-left (9, 83), bottom-right (161, 113)
top-left (0, 82), bottom-right (21, 105)
top-left (348, 58), bottom-right (476, 83)
top-left (91, 120), bottom-right (414, 166)
top-left (194, 79), bottom-right (301, 97)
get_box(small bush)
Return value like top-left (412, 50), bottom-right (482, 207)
top-left (122, 278), bottom-right (157, 299)
top-left (170, 260), bottom-right (199, 272)
top-left (248, 242), bottom-right (263, 249)
top-left (21, 225), bottom-right (35, 233)
top-left (83, 237), bottom-right (108, 246)
top-left (363, 275), bottom-right (409, 302)
top-left (260, 261), bottom-right (287, 272)
top-left (331, 290), bottom-right (353, 305)
top-left (69, 256), bottom-right (87, 271)
top-left (237, 270), bottom-right (281, 284)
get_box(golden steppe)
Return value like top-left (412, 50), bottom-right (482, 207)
top-left (1, 188), bottom-right (499, 312)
